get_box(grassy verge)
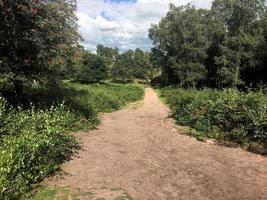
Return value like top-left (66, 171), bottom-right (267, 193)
top-left (65, 81), bottom-right (145, 114)
top-left (0, 82), bottom-right (144, 199)
top-left (157, 87), bottom-right (267, 153)
top-left (30, 187), bottom-right (134, 200)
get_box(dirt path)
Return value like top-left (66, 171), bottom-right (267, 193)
top-left (47, 87), bottom-right (267, 200)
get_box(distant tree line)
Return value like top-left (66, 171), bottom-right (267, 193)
top-left (73, 45), bottom-right (154, 84)
top-left (149, 0), bottom-right (267, 88)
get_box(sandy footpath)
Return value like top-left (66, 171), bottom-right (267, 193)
top-left (46, 87), bottom-right (267, 200)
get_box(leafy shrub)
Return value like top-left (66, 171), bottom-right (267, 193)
top-left (0, 103), bottom-right (79, 199)
top-left (24, 82), bottom-right (97, 128)
top-left (0, 82), bottom-right (144, 199)
top-left (159, 87), bottom-right (267, 146)
top-left (67, 82), bottom-right (144, 113)
top-left (25, 82), bottom-right (144, 121)
top-left (0, 97), bottom-right (6, 124)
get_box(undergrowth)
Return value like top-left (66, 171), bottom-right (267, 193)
top-left (158, 87), bottom-right (267, 149)
top-left (0, 82), bottom-right (144, 199)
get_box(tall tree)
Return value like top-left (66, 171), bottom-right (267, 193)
top-left (133, 48), bottom-right (153, 80)
top-left (96, 44), bottom-right (118, 65)
top-left (243, 6), bottom-right (267, 86)
top-left (111, 50), bottom-right (135, 83)
top-left (0, 0), bottom-right (80, 98)
top-left (213, 0), bottom-right (265, 87)
top-left (75, 52), bottom-right (108, 83)
top-left (149, 4), bottom-right (210, 87)
top-left (149, 1), bottom-right (267, 88)
top-left (204, 9), bottom-right (225, 87)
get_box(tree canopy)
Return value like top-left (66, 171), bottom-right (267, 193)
top-left (111, 48), bottom-right (154, 82)
top-left (149, 0), bottom-right (267, 88)
top-left (74, 52), bottom-right (108, 84)
top-left (0, 0), bottom-right (80, 98)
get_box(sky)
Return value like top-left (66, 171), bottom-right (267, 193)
top-left (77, 0), bottom-right (213, 52)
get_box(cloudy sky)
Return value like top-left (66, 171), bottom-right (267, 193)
top-left (77, 0), bottom-right (213, 52)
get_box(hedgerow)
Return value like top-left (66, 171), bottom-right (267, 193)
top-left (159, 87), bottom-right (267, 147)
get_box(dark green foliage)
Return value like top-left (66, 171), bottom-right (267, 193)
top-left (111, 50), bottom-right (135, 83)
top-left (152, 1), bottom-right (267, 151)
top-left (132, 48), bottom-right (153, 80)
top-left (241, 8), bottom-right (267, 86)
top-left (94, 44), bottom-right (155, 82)
top-left (159, 87), bottom-right (267, 146)
top-left (74, 53), bottom-right (108, 83)
top-left (111, 48), bottom-right (154, 82)
top-left (213, 0), bottom-right (266, 87)
top-left (0, 0), bottom-right (80, 98)
top-left (96, 44), bottom-right (119, 66)
top-left (150, 1), bottom-right (267, 88)
top-left (149, 5), bottom-right (210, 87)
top-left (24, 82), bottom-right (97, 124)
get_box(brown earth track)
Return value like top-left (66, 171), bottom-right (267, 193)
top-left (46, 87), bottom-right (267, 200)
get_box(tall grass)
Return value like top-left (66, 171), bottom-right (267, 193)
top-left (0, 82), bottom-right (144, 199)
top-left (158, 87), bottom-right (267, 149)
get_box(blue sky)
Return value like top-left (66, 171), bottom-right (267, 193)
top-left (77, 0), bottom-right (212, 52)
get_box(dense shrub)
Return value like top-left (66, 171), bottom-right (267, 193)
top-left (67, 82), bottom-right (144, 113)
top-left (159, 87), bottom-right (267, 146)
top-left (0, 101), bottom-right (80, 199)
top-left (0, 82), bottom-right (144, 199)
top-left (0, 97), bottom-right (6, 123)
top-left (26, 82), bottom-right (144, 115)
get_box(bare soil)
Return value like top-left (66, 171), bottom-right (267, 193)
top-left (46, 87), bottom-right (267, 200)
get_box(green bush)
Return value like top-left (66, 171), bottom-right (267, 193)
top-left (25, 82), bottom-right (144, 120)
top-left (159, 87), bottom-right (267, 146)
top-left (0, 97), bottom-right (6, 123)
top-left (0, 82), bottom-right (144, 199)
top-left (0, 102), bottom-right (79, 199)
top-left (67, 82), bottom-right (144, 113)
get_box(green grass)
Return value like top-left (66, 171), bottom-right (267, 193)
top-left (65, 81), bottom-right (145, 114)
top-left (158, 87), bottom-right (267, 150)
top-left (32, 188), bottom-right (69, 200)
top-left (25, 81), bottom-right (144, 127)
top-left (0, 82), bottom-right (144, 200)
top-left (30, 187), bottom-right (134, 200)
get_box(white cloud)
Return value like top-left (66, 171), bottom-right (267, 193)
top-left (77, 0), bottom-right (212, 51)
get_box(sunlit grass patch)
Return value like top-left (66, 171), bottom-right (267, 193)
top-left (30, 187), bottom-right (134, 200)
